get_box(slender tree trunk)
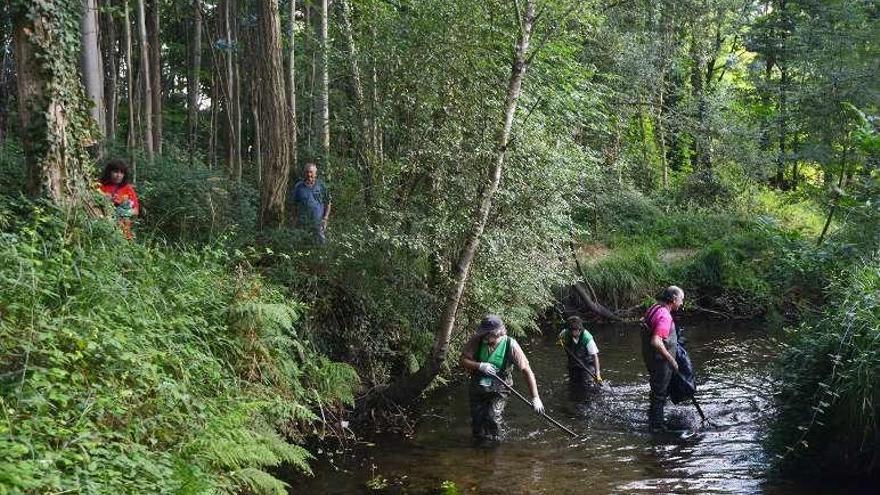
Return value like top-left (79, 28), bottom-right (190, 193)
top-left (656, 84), bottom-right (668, 188)
top-left (319, 0), bottom-right (330, 166)
top-left (381, 0), bottom-right (537, 405)
top-left (256, 0), bottom-right (291, 228)
top-left (287, 0), bottom-right (298, 177)
top-left (81, 0), bottom-right (106, 138)
top-left (136, 0), bottom-right (154, 159)
top-left (340, 0), bottom-right (373, 206)
top-left (253, 86), bottom-right (262, 187)
top-left (124, 0), bottom-right (135, 153)
top-left (0, 0), bottom-right (9, 143)
top-left (102, 0), bottom-right (119, 143)
top-left (147, 0), bottom-right (162, 154)
top-left (223, 0), bottom-right (240, 181)
top-left (776, 63), bottom-right (788, 188)
top-left (208, 64), bottom-right (218, 169)
top-left (233, 32), bottom-right (242, 182)
top-left (188, 0), bottom-right (203, 163)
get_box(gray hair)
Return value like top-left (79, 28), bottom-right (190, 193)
top-left (659, 285), bottom-right (684, 304)
top-left (303, 162), bottom-right (318, 173)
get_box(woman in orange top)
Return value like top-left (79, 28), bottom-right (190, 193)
top-left (99, 159), bottom-right (139, 239)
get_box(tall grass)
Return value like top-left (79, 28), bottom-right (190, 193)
top-left (0, 199), bottom-right (357, 494)
top-left (769, 255), bottom-right (880, 478)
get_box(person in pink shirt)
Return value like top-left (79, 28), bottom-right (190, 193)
top-left (640, 286), bottom-right (684, 431)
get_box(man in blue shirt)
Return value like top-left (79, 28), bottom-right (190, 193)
top-left (290, 162), bottom-right (332, 243)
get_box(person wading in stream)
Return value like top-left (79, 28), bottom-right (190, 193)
top-left (460, 315), bottom-right (544, 443)
top-left (558, 316), bottom-right (602, 400)
top-left (641, 286), bottom-right (684, 432)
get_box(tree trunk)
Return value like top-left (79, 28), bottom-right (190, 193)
top-left (188, 0), bottom-right (203, 163)
top-left (81, 0), bottom-right (106, 138)
top-left (287, 0), bottom-right (297, 178)
top-left (776, 62), bottom-right (788, 188)
top-left (256, 0), bottom-right (291, 228)
top-left (147, 0), bottom-right (162, 154)
top-left (136, 0), bottom-right (154, 159)
top-left (0, 13), bottom-right (14, 143)
top-left (12, 1), bottom-right (98, 206)
top-left (340, 0), bottom-right (373, 207)
top-left (102, 0), bottom-right (119, 143)
top-left (380, 0), bottom-right (537, 406)
top-left (223, 0), bottom-right (240, 181)
top-left (124, 0), bottom-right (136, 153)
top-left (319, 0), bottom-right (330, 166)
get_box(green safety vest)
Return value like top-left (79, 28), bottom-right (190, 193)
top-left (562, 328), bottom-right (593, 350)
top-left (477, 336), bottom-right (512, 388)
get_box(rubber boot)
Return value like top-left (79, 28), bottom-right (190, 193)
top-left (648, 397), bottom-right (666, 432)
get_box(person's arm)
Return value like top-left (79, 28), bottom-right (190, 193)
top-left (593, 354), bottom-right (602, 381)
top-left (460, 350), bottom-right (481, 373)
top-left (322, 201), bottom-right (331, 229)
top-left (651, 334), bottom-right (678, 371)
top-left (511, 340), bottom-right (543, 413)
top-left (460, 337), bottom-right (494, 374)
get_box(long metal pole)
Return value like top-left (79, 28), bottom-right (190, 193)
top-left (489, 373), bottom-right (578, 438)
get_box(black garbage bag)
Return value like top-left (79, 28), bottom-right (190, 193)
top-left (669, 327), bottom-right (696, 404)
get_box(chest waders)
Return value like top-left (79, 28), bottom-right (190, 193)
top-left (469, 336), bottom-right (515, 442)
top-left (563, 330), bottom-right (597, 390)
top-left (640, 305), bottom-right (678, 431)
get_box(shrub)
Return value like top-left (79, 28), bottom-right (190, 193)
top-left (769, 255), bottom-right (880, 478)
top-left (0, 198), bottom-right (356, 494)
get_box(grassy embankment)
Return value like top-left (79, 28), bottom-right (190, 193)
top-left (0, 197), bottom-right (357, 494)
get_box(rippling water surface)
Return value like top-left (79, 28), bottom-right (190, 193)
top-left (290, 320), bottom-right (869, 494)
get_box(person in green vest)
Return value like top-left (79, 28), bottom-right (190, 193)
top-left (460, 314), bottom-right (544, 443)
top-left (557, 316), bottom-right (602, 400)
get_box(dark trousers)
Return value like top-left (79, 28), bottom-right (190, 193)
top-left (647, 359), bottom-right (674, 429)
top-left (568, 366), bottom-right (599, 402)
top-left (469, 389), bottom-right (509, 442)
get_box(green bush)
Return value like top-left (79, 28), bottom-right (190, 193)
top-left (135, 145), bottom-right (259, 242)
top-left (0, 199), bottom-right (357, 494)
top-left (769, 255), bottom-right (880, 478)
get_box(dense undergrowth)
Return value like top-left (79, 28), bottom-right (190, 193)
top-left (0, 198), bottom-right (357, 494)
top-left (573, 181), bottom-right (828, 319)
top-left (769, 255), bottom-right (880, 478)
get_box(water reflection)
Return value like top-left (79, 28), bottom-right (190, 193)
top-left (289, 320), bottom-right (850, 494)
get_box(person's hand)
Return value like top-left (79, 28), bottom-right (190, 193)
top-left (478, 362), bottom-right (498, 375)
top-left (556, 338), bottom-right (564, 348)
top-left (321, 217), bottom-right (328, 230)
top-left (670, 360), bottom-right (680, 373)
top-left (532, 396), bottom-right (544, 414)
top-left (595, 374), bottom-right (604, 385)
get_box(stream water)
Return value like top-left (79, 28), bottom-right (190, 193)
top-left (289, 320), bottom-right (871, 494)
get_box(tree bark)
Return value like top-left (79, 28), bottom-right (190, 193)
top-left (319, 0), bottom-right (330, 166)
top-left (81, 0), bottom-right (106, 138)
top-left (102, 0), bottom-right (119, 143)
top-left (188, 0), bottom-right (203, 163)
top-left (380, 0), bottom-right (537, 406)
top-left (256, 0), bottom-right (291, 228)
top-left (136, 0), bottom-right (154, 159)
top-left (223, 0), bottom-right (240, 181)
top-left (287, 0), bottom-right (297, 178)
top-left (12, 1), bottom-right (98, 206)
top-left (147, 0), bottom-right (162, 154)
top-left (124, 0), bottom-right (135, 153)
